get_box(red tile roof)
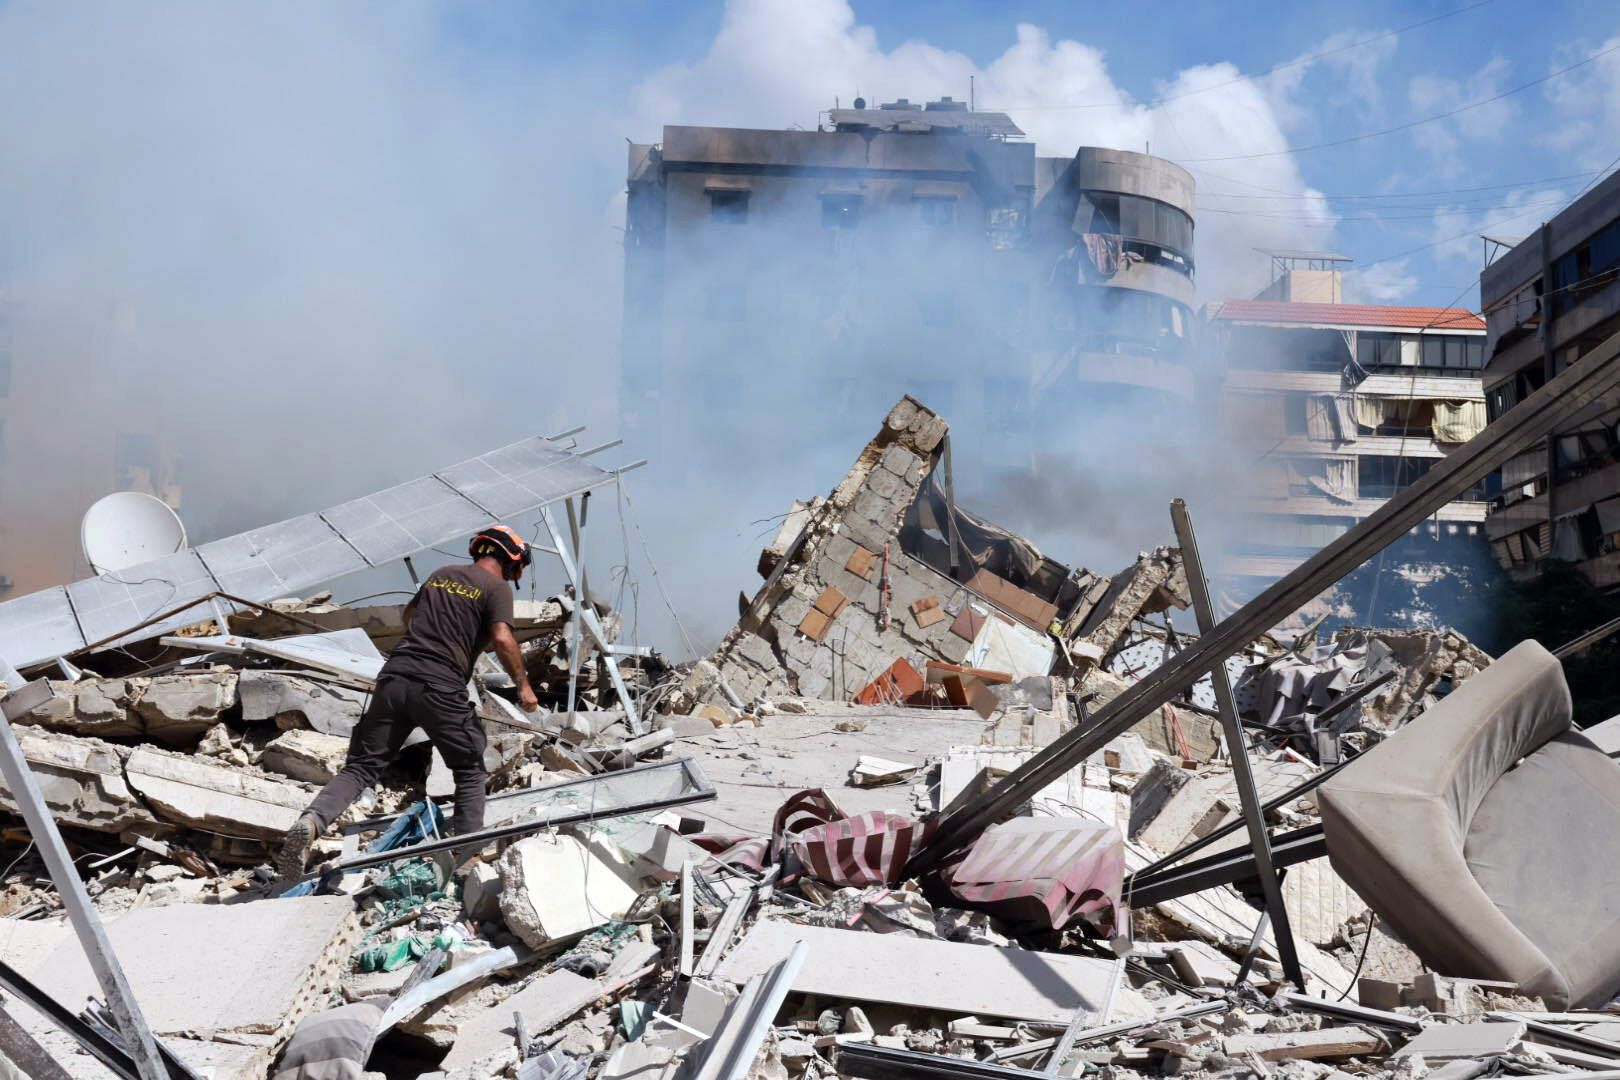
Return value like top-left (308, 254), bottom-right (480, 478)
top-left (1209, 299), bottom-right (1484, 331)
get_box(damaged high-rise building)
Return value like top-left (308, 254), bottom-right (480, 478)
top-left (621, 100), bottom-right (1203, 469)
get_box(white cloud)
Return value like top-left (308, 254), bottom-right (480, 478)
top-left (1426, 186), bottom-right (1572, 266)
top-left (632, 0), bottom-right (1338, 301)
top-left (1343, 258), bottom-right (1417, 303)
top-left (1540, 36), bottom-right (1620, 165)
top-left (1407, 56), bottom-right (1516, 168)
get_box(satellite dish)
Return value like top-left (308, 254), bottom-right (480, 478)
top-left (80, 492), bottom-right (188, 575)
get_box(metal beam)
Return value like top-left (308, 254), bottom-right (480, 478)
top-left (539, 506), bottom-right (643, 734)
top-left (1125, 824), bottom-right (1328, 907)
top-left (1170, 498), bottom-right (1303, 989)
top-left (0, 681), bottom-right (167, 1080)
top-left (906, 329), bottom-right (1620, 877)
top-left (294, 757), bottom-right (715, 881)
top-left (0, 1001), bottom-right (74, 1080)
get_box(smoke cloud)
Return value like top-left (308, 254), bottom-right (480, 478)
top-left (0, 0), bottom-right (1360, 655)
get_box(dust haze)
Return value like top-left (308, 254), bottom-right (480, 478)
top-left (0, 1), bottom-right (1362, 654)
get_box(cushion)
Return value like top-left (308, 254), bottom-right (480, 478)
top-left (1467, 730), bottom-right (1620, 1006)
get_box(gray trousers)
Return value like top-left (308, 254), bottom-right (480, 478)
top-left (305, 675), bottom-right (489, 835)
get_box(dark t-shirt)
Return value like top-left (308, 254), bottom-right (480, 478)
top-left (382, 564), bottom-right (515, 692)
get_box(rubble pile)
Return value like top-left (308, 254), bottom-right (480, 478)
top-left (0, 396), bottom-right (1608, 1080)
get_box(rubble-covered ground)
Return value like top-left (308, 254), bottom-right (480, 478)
top-left (0, 397), bottom-right (1605, 1080)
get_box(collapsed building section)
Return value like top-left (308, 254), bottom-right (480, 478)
top-left (0, 384), bottom-right (1614, 1079)
top-left (685, 397), bottom-right (1201, 753)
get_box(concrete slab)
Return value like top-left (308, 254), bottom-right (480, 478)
top-left (13, 896), bottom-right (357, 1043)
top-left (238, 670), bottom-right (367, 737)
top-left (1392, 1021), bottom-right (1526, 1060)
top-left (0, 731), bottom-right (157, 833)
top-left (715, 920), bottom-right (1150, 1024)
top-left (125, 747), bottom-right (314, 839)
top-left (439, 970), bottom-right (601, 1073)
top-left (683, 705), bottom-right (988, 833)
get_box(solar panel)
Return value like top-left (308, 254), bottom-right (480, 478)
top-left (0, 433), bottom-right (626, 669)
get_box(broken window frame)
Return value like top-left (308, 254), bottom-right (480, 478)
top-left (706, 189), bottom-right (749, 225)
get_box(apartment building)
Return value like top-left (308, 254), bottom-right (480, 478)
top-left (1208, 272), bottom-right (1489, 586)
top-left (1480, 171), bottom-right (1620, 587)
top-left (621, 100), bottom-right (1200, 463)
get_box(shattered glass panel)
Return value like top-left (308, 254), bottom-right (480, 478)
top-left (197, 514), bottom-right (368, 601)
top-left (0, 588), bottom-right (84, 670)
top-left (481, 758), bottom-right (711, 830)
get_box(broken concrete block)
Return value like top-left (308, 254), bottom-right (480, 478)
top-left (133, 671), bottom-right (237, 745)
top-left (460, 862), bottom-right (502, 924)
top-left (1223, 1026), bottom-right (1385, 1061)
top-left (13, 678), bottom-right (143, 739)
top-left (0, 730), bottom-right (157, 833)
top-left (259, 728), bottom-right (351, 784)
top-left (125, 746), bottom-right (314, 840)
top-left (594, 821), bottom-right (708, 882)
top-left (1282, 857), bottom-right (1370, 948)
top-left (690, 702), bottom-right (736, 727)
top-left (498, 832), bottom-right (646, 949)
top-left (10, 680), bottom-right (77, 730)
top-left (1392, 1021), bottom-right (1525, 1060)
top-left (1128, 758), bottom-right (1193, 840)
top-left (1166, 940), bottom-right (1239, 988)
top-left (439, 970), bottom-right (602, 1074)
top-left (238, 670), bottom-right (367, 737)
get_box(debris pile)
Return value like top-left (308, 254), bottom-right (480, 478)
top-left (0, 398), bottom-right (1608, 1080)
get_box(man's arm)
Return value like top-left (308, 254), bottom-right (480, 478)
top-left (489, 622), bottom-right (539, 712)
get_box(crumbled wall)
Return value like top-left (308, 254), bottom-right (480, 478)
top-left (695, 397), bottom-right (990, 704)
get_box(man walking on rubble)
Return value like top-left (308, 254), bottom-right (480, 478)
top-left (276, 525), bottom-right (542, 878)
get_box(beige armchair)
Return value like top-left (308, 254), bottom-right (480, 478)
top-left (1320, 640), bottom-right (1620, 1009)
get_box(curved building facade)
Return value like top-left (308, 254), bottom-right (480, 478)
top-left (1030, 147), bottom-right (1199, 401)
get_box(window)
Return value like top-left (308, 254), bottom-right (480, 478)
top-left (1356, 333), bottom-right (1400, 368)
top-left (1467, 338), bottom-right (1484, 368)
top-left (914, 196), bottom-right (955, 226)
top-left (1444, 337), bottom-right (1465, 368)
top-left (1358, 455), bottom-right (1433, 499)
top-left (1422, 336), bottom-right (1443, 369)
top-left (821, 194), bottom-right (861, 229)
top-left (707, 190), bottom-right (749, 225)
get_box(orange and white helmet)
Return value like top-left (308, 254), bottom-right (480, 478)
top-left (469, 524), bottom-right (532, 579)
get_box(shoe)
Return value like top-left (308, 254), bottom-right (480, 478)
top-left (275, 813), bottom-right (319, 879)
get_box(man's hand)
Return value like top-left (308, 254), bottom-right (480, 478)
top-left (490, 621), bottom-right (540, 713)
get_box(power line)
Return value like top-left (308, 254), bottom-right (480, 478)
top-left (987, 1), bottom-right (1494, 111)
top-left (1181, 41), bottom-right (1620, 162)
